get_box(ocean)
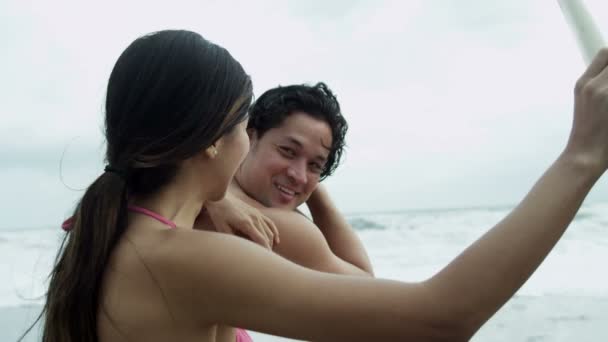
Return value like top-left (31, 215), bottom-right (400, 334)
top-left (2, 202), bottom-right (608, 341)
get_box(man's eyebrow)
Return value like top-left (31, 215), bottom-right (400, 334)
top-left (285, 137), bottom-right (303, 147)
top-left (284, 136), bottom-right (328, 162)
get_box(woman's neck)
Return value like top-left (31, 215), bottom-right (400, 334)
top-left (131, 177), bottom-right (207, 230)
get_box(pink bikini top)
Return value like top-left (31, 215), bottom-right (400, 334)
top-left (61, 205), bottom-right (254, 342)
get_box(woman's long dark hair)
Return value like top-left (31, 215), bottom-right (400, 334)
top-left (22, 30), bottom-right (252, 342)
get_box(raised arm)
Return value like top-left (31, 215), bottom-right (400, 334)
top-left (164, 230), bottom-right (466, 341)
top-left (306, 184), bottom-right (374, 275)
top-left (428, 150), bottom-right (600, 335)
top-left (424, 49), bottom-right (608, 334)
top-left (172, 148), bottom-right (603, 341)
top-left (157, 50), bottom-right (608, 342)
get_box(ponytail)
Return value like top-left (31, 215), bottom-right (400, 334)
top-left (41, 170), bottom-right (128, 342)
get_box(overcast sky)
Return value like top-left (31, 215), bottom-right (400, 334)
top-left (2, 0), bottom-right (608, 229)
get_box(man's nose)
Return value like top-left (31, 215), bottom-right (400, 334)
top-left (286, 161), bottom-right (307, 185)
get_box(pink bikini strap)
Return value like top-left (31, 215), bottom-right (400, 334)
top-left (61, 205), bottom-right (177, 231)
top-left (127, 205), bottom-right (177, 229)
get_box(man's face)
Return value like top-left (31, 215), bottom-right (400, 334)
top-left (237, 112), bottom-right (333, 210)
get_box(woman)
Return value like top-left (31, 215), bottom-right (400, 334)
top-left (35, 30), bottom-right (608, 341)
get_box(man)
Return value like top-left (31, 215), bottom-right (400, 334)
top-left (201, 82), bottom-right (373, 276)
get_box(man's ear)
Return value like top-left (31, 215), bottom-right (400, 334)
top-left (247, 128), bottom-right (259, 146)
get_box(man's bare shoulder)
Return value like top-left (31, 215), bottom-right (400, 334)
top-left (246, 207), bottom-right (333, 271)
top-left (227, 183), bottom-right (367, 275)
top-left (264, 211), bottom-right (314, 234)
top-left (227, 182), bottom-right (323, 252)
top-left (229, 182), bottom-right (312, 225)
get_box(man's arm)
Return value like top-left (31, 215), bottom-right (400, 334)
top-left (262, 207), bottom-right (372, 277)
top-left (204, 184), bottom-right (371, 277)
top-left (305, 184), bottom-right (374, 275)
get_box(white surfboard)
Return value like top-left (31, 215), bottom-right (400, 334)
top-left (557, 0), bottom-right (605, 65)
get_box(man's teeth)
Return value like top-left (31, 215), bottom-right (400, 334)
top-left (277, 184), bottom-right (295, 196)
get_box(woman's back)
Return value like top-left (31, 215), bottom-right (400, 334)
top-left (98, 220), bottom-right (240, 342)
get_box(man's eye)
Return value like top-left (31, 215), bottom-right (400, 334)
top-left (279, 146), bottom-right (295, 157)
top-left (310, 163), bottom-right (324, 174)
